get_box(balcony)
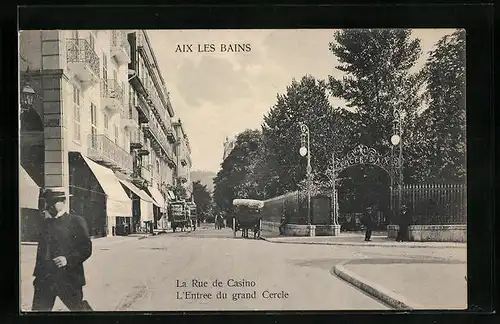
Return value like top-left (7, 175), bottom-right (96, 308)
top-left (142, 122), bottom-right (169, 156)
top-left (101, 79), bottom-right (124, 114)
top-left (87, 134), bottom-right (133, 174)
top-left (132, 163), bottom-right (152, 187)
top-left (129, 130), bottom-right (143, 151)
top-left (66, 38), bottom-right (100, 85)
top-left (128, 69), bottom-right (148, 97)
top-left (122, 103), bottom-right (140, 130)
top-left (111, 30), bottom-right (131, 66)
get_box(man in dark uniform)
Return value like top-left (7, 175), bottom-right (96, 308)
top-left (362, 206), bottom-right (375, 242)
top-left (31, 188), bottom-right (93, 311)
top-left (396, 204), bottom-right (411, 242)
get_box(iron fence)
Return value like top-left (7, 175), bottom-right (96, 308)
top-left (391, 183), bottom-right (466, 225)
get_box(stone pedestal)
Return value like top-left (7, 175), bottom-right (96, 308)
top-left (387, 224), bottom-right (467, 242)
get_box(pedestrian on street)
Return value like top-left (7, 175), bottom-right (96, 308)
top-left (278, 215), bottom-right (286, 236)
top-left (362, 206), bottom-right (375, 242)
top-left (31, 188), bottom-right (93, 311)
top-left (396, 204), bottom-right (411, 242)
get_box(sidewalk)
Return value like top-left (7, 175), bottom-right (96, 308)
top-left (260, 231), bottom-right (467, 249)
top-left (333, 257), bottom-right (467, 310)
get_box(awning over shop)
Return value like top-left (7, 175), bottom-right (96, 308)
top-left (118, 179), bottom-right (153, 203)
top-left (140, 199), bottom-right (154, 222)
top-left (167, 190), bottom-right (176, 201)
top-left (81, 156), bottom-right (132, 217)
top-left (148, 186), bottom-right (166, 209)
top-left (19, 166), bottom-right (40, 209)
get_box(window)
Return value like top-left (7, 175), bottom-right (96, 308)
top-left (102, 54), bottom-right (108, 89)
top-left (73, 86), bottom-right (81, 142)
top-left (114, 125), bottom-right (119, 144)
top-left (90, 103), bottom-right (97, 147)
top-left (103, 113), bottom-right (109, 130)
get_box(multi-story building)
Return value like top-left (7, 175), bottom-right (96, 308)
top-left (172, 119), bottom-right (193, 199)
top-left (19, 29), bottom-right (186, 240)
top-left (222, 136), bottom-right (236, 160)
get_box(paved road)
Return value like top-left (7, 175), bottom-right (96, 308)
top-left (21, 226), bottom-right (392, 311)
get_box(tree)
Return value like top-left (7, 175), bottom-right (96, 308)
top-left (192, 180), bottom-right (212, 222)
top-left (328, 29), bottom-right (424, 154)
top-left (261, 75), bottom-right (336, 196)
top-left (213, 129), bottom-right (264, 213)
top-left (327, 29), bottom-right (425, 212)
top-left (410, 30), bottom-right (466, 183)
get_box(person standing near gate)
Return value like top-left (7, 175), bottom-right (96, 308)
top-left (396, 204), bottom-right (411, 242)
top-left (31, 188), bottom-right (93, 311)
top-left (362, 206), bottom-right (375, 242)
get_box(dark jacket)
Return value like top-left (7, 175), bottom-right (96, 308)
top-left (362, 210), bottom-right (376, 229)
top-left (33, 212), bottom-right (92, 287)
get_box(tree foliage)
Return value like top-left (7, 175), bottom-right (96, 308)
top-left (327, 29), bottom-right (425, 210)
top-left (410, 30), bottom-right (466, 183)
top-left (213, 129), bottom-right (264, 213)
top-left (261, 75), bottom-right (336, 196)
top-left (213, 29), bottom-right (466, 217)
top-left (192, 180), bottom-right (212, 221)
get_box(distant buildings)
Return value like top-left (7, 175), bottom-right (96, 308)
top-left (19, 30), bottom-right (192, 240)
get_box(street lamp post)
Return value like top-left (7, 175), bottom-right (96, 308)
top-left (390, 108), bottom-right (404, 218)
top-left (299, 122), bottom-right (312, 228)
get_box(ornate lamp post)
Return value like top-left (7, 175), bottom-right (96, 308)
top-left (391, 108), bottom-right (404, 217)
top-left (326, 152), bottom-right (340, 230)
top-left (298, 122), bottom-right (312, 227)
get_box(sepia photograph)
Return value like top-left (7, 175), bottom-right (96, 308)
top-left (19, 28), bottom-right (466, 312)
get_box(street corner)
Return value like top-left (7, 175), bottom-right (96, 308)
top-left (331, 260), bottom-right (422, 310)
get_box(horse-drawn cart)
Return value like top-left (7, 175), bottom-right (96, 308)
top-left (232, 199), bottom-right (263, 239)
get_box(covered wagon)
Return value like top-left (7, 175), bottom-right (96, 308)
top-left (232, 199), bottom-right (264, 239)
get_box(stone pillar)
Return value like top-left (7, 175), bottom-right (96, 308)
top-left (41, 32), bottom-right (69, 200)
top-left (307, 224), bottom-right (316, 237)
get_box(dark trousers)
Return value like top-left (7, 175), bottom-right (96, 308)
top-left (32, 278), bottom-right (91, 311)
top-left (396, 224), bottom-right (409, 241)
top-left (365, 228), bottom-right (372, 241)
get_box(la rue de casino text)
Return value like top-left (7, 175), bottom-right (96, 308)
top-left (175, 43), bottom-right (252, 53)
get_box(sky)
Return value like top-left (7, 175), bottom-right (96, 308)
top-left (148, 29), bottom-right (456, 173)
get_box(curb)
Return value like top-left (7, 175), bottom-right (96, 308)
top-left (332, 260), bottom-right (423, 310)
top-left (260, 236), bottom-right (466, 249)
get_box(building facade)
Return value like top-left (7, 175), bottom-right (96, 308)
top-left (19, 29), bottom-right (191, 240)
top-left (172, 119), bottom-right (193, 199)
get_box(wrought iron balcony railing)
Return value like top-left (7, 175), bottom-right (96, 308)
top-left (100, 79), bottom-right (124, 113)
top-left (142, 121), bottom-right (169, 154)
top-left (110, 30), bottom-right (131, 65)
top-left (87, 134), bottom-right (133, 173)
top-left (66, 38), bottom-right (100, 83)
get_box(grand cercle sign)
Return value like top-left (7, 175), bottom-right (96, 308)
top-left (332, 144), bottom-right (398, 179)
